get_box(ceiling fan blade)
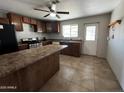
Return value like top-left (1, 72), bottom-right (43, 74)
top-left (47, 6), bottom-right (55, 12)
top-left (34, 8), bottom-right (49, 12)
top-left (57, 11), bottom-right (69, 14)
top-left (56, 14), bottom-right (60, 19)
top-left (44, 14), bottom-right (50, 17)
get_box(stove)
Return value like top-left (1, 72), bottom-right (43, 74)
top-left (21, 38), bottom-right (42, 49)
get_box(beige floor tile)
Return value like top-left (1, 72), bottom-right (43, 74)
top-left (40, 75), bottom-right (70, 92)
top-left (39, 55), bottom-right (122, 92)
top-left (95, 79), bottom-right (122, 92)
top-left (95, 69), bottom-right (117, 81)
top-left (66, 82), bottom-right (90, 92)
top-left (55, 65), bottom-right (77, 81)
top-left (71, 70), bottom-right (94, 82)
top-left (79, 79), bottom-right (95, 91)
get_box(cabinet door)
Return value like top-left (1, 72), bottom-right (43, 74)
top-left (70, 43), bottom-right (79, 57)
top-left (60, 41), bottom-right (81, 57)
top-left (37, 20), bottom-right (42, 32)
top-left (60, 42), bottom-right (70, 55)
top-left (45, 21), bottom-right (52, 32)
top-left (30, 18), bottom-right (37, 25)
top-left (8, 13), bottom-right (23, 31)
top-left (0, 18), bottom-right (9, 24)
top-left (18, 44), bottom-right (29, 51)
top-left (41, 21), bottom-right (46, 32)
top-left (52, 21), bottom-right (60, 32)
top-left (45, 21), bottom-right (60, 33)
top-left (37, 20), bottom-right (46, 32)
top-left (23, 17), bottom-right (31, 24)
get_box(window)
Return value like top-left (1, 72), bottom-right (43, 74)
top-left (85, 26), bottom-right (96, 41)
top-left (62, 24), bottom-right (78, 38)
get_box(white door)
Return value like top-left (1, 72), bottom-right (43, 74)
top-left (83, 23), bottom-right (98, 56)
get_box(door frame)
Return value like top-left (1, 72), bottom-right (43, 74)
top-left (83, 22), bottom-right (99, 56)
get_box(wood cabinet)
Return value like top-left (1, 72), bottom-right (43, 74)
top-left (45, 21), bottom-right (60, 33)
top-left (18, 44), bottom-right (29, 51)
top-left (0, 71), bottom-right (20, 92)
top-left (7, 13), bottom-right (23, 31)
top-left (0, 51), bottom-right (60, 91)
top-left (19, 52), bottom-right (59, 91)
top-left (0, 18), bottom-right (9, 24)
top-left (7, 13), bottom-right (60, 33)
top-left (36, 20), bottom-right (46, 32)
top-left (23, 17), bottom-right (31, 24)
top-left (30, 18), bottom-right (37, 25)
top-left (42, 40), bottom-right (52, 46)
top-left (53, 21), bottom-right (60, 32)
top-left (60, 41), bottom-right (82, 57)
top-left (23, 17), bottom-right (37, 25)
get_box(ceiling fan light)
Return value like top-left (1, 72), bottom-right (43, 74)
top-left (50, 13), bottom-right (56, 17)
top-left (52, 4), bottom-right (56, 10)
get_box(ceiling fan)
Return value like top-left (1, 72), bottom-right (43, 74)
top-left (34, 0), bottom-right (69, 19)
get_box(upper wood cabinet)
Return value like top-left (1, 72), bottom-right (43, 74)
top-left (23, 17), bottom-right (31, 24)
top-left (23, 17), bottom-right (37, 25)
top-left (36, 20), bottom-right (46, 32)
top-left (52, 21), bottom-right (60, 32)
top-left (0, 18), bottom-right (9, 24)
top-left (7, 13), bottom-right (60, 33)
top-left (45, 21), bottom-right (60, 33)
top-left (7, 13), bottom-right (23, 31)
top-left (30, 18), bottom-right (37, 25)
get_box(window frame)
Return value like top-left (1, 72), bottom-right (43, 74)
top-left (62, 24), bottom-right (78, 38)
top-left (85, 24), bottom-right (97, 41)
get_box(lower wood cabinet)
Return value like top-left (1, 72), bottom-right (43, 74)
top-left (0, 52), bottom-right (60, 91)
top-left (60, 41), bottom-right (82, 57)
top-left (18, 44), bottom-right (29, 51)
top-left (42, 40), bottom-right (52, 46)
top-left (0, 71), bottom-right (20, 92)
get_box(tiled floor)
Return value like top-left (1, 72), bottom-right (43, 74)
top-left (40, 55), bottom-right (122, 92)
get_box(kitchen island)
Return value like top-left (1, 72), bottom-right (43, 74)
top-left (0, 45), bottom-right (67, 92)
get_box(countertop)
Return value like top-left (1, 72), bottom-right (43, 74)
top-left (0, 45), bottom-right (67, 78)
top-left (48, 39), bottom-right (82, 42)
top-left (60, 40), bottom-right (82, 43)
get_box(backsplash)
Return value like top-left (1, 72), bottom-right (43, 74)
top-left (15, 23), bottom-right (47, 42)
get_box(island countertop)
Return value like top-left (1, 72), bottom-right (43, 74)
top-left (0, 45), bottom-right (67, 78)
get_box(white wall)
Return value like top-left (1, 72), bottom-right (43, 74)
top-left (47, 14), bottom-right (111, 58)
top-left (107, 0), bottom-right (124, 91)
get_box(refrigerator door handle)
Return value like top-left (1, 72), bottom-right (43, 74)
top-left (0, 40), bottom-right (2, 51)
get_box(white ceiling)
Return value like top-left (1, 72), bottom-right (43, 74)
top-left (0, 0), bottom-right (121, 21)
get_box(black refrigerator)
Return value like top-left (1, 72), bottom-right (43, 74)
top-left (0, 24), bottom-right (18, 55)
